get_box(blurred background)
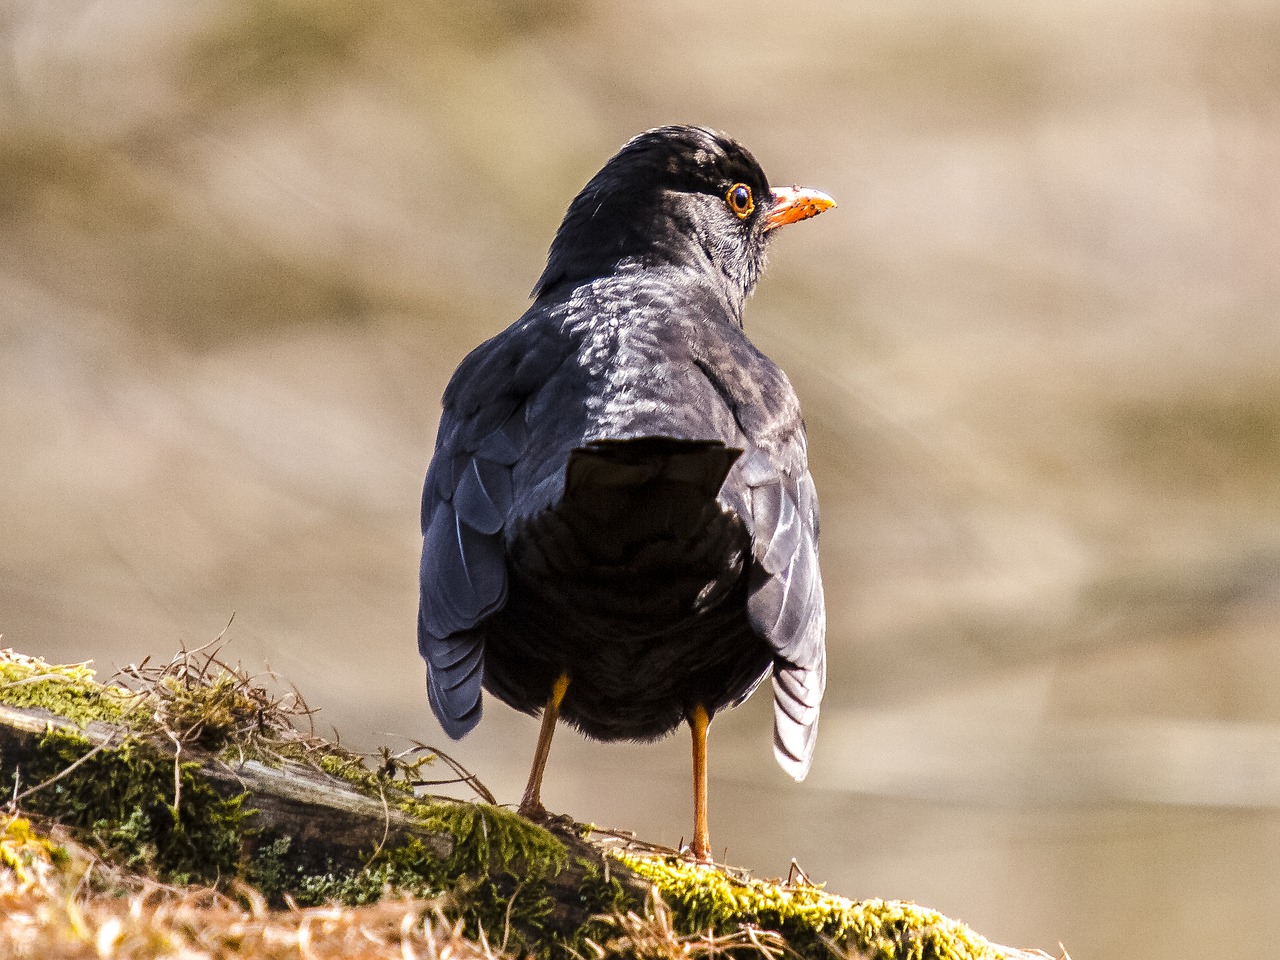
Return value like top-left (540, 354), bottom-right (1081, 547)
top-left (3, 0), bottom-right (1279, 955)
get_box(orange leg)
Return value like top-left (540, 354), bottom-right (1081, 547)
top-left (687, 703), bottom-right (712, 862)
top-left (518, 672), bottom-right (570, 820)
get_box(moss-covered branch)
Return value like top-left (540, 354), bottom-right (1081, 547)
top-left (0, 649), bottom-right (1056, 960)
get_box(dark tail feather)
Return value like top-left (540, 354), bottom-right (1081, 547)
top-left (419, 602), bottom-right (484, 739)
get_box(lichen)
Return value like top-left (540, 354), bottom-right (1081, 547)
top-left (616, 852), bottom-right (1005, 960)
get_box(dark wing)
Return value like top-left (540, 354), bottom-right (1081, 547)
top-left (736, 444), bottom-right (827, 781)
top-left (689, 326), bottom-right (827, 782)
top-left (418, 326), bottom-right (562, 739)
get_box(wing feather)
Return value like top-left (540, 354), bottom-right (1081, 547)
top-left (739, 458), bottom-right (826, 782)
top-left (419, 339), bottom-right (540, 740)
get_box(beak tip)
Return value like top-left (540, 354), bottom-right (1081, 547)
top-left (766, 186), bottom-right (837, 231)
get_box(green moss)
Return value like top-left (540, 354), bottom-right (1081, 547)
top-left (254, 756), bottom-right (573, 939)
top-left (8, 728), bottom-right (250, 887)
top-left (308, 750), bottom-right (569, 887)
top-left (293, 836), bottom-right (447, 907)
top-left (420, 801), bottom-right (567, 879)
top-left (0, 651), bottom-right (262, 889)
top-left (456, 874), bottom-right (559, 953)
top-left (282, 804), bottom-right (580, 957)
top-left (155, 673), bottom-right (259, 750)
top-left (261, 812), bottom-right (570, 957)
top-left (0, 649), bottom-right (576, 939)
top-left (314, 749), bottom-right (418, 802)
top-left (616, 853), bottom-right (1004, 960)
top-left (420, 802), bottom-right (572, 955)
top-left (576, 857), bottom-right (633, 916)
top-left (0, 651), bottom-right (142, 728)
top-left (0, 816), bottom-right (70, 888)
top-left (243, 834), bottom-right (296, 902)
top-left (566, 856), bottom-right (639, 955)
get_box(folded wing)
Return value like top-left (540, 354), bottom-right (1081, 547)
top-left (735, 446), bottom-right (827, 781)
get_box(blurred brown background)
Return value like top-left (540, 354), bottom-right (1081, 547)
top-left (3, 0), bottom-right (1279, 955)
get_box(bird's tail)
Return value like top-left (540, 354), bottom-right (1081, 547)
top-left (562, 437), bottom-right (742, 555)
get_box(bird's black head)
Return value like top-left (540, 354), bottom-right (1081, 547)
top-left (532, 125), bottom-right (834, 315)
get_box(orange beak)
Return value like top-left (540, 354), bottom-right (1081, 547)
top-left (765, 185), bottom-right (837, 232)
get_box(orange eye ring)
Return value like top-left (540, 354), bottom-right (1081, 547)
top-left (725, 183), bottom-right (754, 219)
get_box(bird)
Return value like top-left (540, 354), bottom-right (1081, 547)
top-left (417, 125), bottom-right (832, 862)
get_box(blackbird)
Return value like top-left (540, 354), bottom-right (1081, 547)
top-left (417, 125), bottom-right (833, 862)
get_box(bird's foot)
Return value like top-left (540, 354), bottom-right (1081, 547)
top-left (517, 795), bottom-right (551, 822)
top-left (682, 841), bottom-right (714, 866)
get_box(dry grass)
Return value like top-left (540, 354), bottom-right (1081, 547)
top-left (112, 636), bottom-right (323, 753)
top-left (3, 887), bottom-right (495, 960)
top-left (0, 815), bottom-right (495, 960)
top-left (578, 893), bottom-right (792, 960)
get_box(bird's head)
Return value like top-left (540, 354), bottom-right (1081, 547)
top-left (533, 125), bottom-right (835, 313)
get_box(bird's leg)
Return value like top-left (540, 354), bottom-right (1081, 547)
top-left (518, 671), bottom-right (570, 821)
top-left (687, 703), bottom-right (712, 863)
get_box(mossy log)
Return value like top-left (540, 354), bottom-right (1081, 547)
top-left (0, 650), bottom-right (1055, 960)
top-left (0, 692), bottom-right (630, 949)
top-left (0, 699), bottom-right (443, 876)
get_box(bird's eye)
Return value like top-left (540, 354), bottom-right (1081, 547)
top-left (725, 183), bottom-right (754, 219)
